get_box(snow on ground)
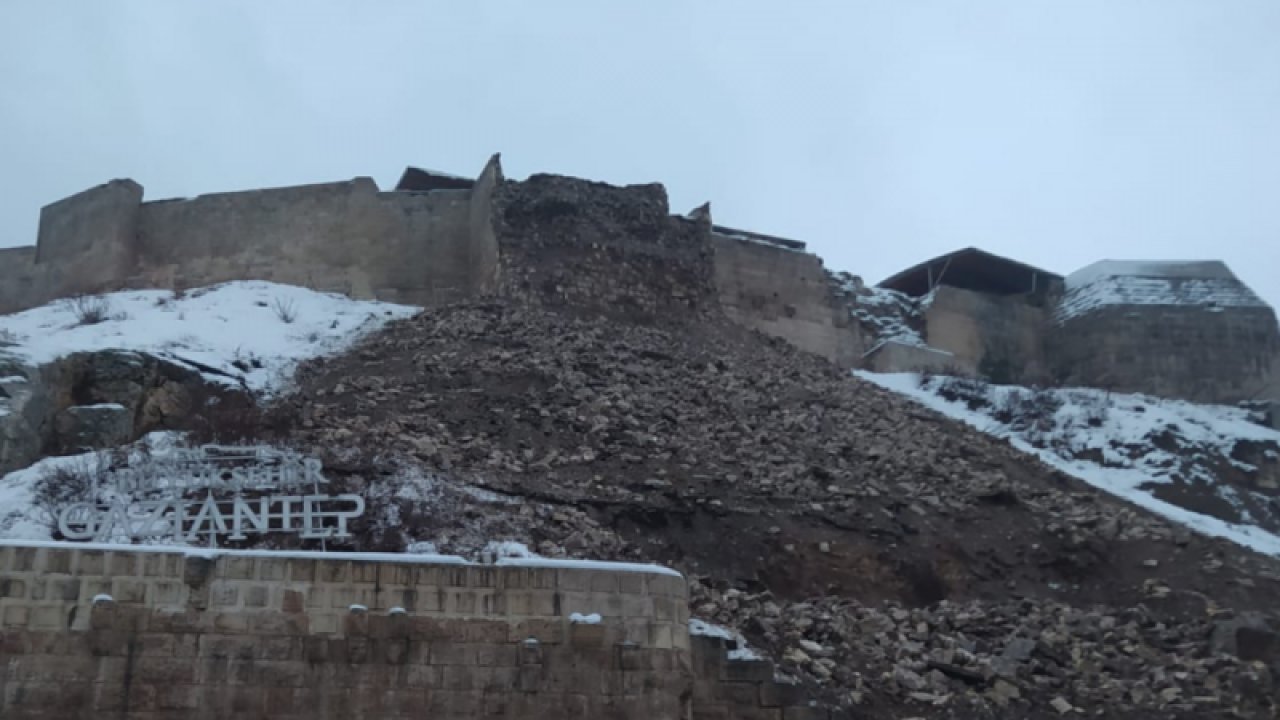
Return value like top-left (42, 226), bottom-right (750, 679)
top-left (834, 277), bottom-right (930, 349)
top-left (689, 618), bottom-right (763, 661)
top-left (1057, 260), bottom-right (1268, 323)
top-left (0, 281), bottom-right (419, 394)
top-left (857, 371), bottom-right (1280, 557)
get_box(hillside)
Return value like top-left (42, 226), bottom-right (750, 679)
top-left (266, 301), bottom-right (1280, 719)
top-left (2, 290), bottom-right (1279, 718)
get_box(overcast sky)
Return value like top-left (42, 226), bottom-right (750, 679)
top-left (2, 2), bottom-right (1277, 308)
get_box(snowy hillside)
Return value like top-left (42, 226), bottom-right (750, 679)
top-left (859, 371), bottom-right (1280, 556)
top-left (0, 281), bottom-right (419, 393)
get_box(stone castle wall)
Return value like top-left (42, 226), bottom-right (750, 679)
top-left (134, 179), bottom-right (476, 307)
top-left (0, 542), bottom-right (833, 719)
top-left (711, 233), bottom-right (865, 366)
top-left (1050, 304), bottom-right (1280, 403)
top-left (3, 156), bottom-right (1276, 408)
top-left (922, 286), bottom-right (1053, 385)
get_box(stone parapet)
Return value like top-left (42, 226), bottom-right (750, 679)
top-left (0, 542), bottom-right (694, 719)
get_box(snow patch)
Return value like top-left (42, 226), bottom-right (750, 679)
top-left (689, 618), bottom-right (763, 661)
top-left (858, 371), bottom-right (1280, 557)
top-left (1058, 261), bottom-right (1267, 322)
top-left (0, 281), bottom-right (420, 394)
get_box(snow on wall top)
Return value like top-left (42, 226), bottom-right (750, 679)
top-left (1057, 260), bottom-right (1270, 322)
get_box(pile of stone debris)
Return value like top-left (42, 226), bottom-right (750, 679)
top-left (260, 301), bottom-right (1279, 718)
top-left (691, 577), bottom-right (1277, 718)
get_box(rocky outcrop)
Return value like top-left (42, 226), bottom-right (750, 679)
top-left (0, 349), bottom-right (243, 471)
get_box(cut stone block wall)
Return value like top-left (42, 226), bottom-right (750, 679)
top-left (0, 543), bottom-right (837, 719)
top-left (712, 233), bottom-right (864, 366)
top-left (923, 286), bottom-right (1051, 385)
top-left (0, 246), bottom-right (40, 315)
top-left (0, 544), bottom-right (691, 719)
top-left (133, 178), bottom-right (478, 307)
top-left (35, 179), bottom-right (143, 304)
top-left (1051, 305), bottom-right (1280, 404)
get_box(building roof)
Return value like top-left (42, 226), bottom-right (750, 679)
top-left (395, 167), bottom-right (474, 192)
top-left (878, 247), bottom-right (1062, 297)
top-left (1057, 260), bottom-right (1271, 322)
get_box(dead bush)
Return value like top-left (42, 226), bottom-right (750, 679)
top-left (934, 375), bottom-right (992, 411)
top-left (67, 294), bottom-right (113, 325)
top-left (272, 297), bottom-right (299, 324)
top-left (32, 454), bottom-right (110, 534)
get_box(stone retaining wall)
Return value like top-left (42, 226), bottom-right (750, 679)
top-left (0, 543), bottom-right (835, 719)
top-left (0, 543), bottom-right (690, 719)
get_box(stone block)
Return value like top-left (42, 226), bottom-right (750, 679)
top-left (255, 558), bottom-right (286, 581)
top-left (2, 605), bottom-right (30, 628)
top-left (44, 550), bottom-right (72, 575)
top-left (588, 571), bottom-right (620, 594)
top-left (111, 579), bottom-right (148, 605)
top-left (143, 553), bottom-right (183, 578)
top-left (250, 611), bottom-right (308, 636)
top-left (243, 583), bottom-right (270, 608)
top-left (760, 680), bottom-right (809, 708)
top-left (569, 623), bottom-right (608, 648)
top-left (316, 560), bottom-right (350, 583)
top-left (450, 590), bottom-right (478, 614)
top-left (429, 642), bottom-right (475, 666)
top-left (622, 594), bottom-right (653, 618)
top-left (475, 642), bottom-right (517, 667)
top-left (209, 583), bottom-right (239, 608)
top-left (151, 581), bottom-right (183, 606)
top-left (210, 612), bottom-right (250, 633)
top-left (351, 561), bottom-right (379, 584)
top-left (726, 658), bottom-right (773, 684)
top-left (469, 567), bottom-right (499, 589)
top-left (463, 620), bottom-right (509, 644)
top-left (500, 567), bottom-right (528, 589)
top-left (406, 664), bottom-right (441, 688)
top-left (286, 558), bottom-right (316, 582)
top-left (0, 578), bottom-right (26, 598)
top-left (442, 567), bottom-right (469, 587)
top-left (75, 550), bottom-right (104, 576)
top-left (221, 556), bottom-right (254, 580)
top-left (108, 552), bottom-right (138, 576)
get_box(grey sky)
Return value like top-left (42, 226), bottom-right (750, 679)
top-left (2, 1), bottom-right (1278, 308)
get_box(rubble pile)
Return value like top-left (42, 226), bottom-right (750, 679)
top-left (268, 301), bottom-right (1280, 718)
top-left (692, 578), bottom-right (1277, 717)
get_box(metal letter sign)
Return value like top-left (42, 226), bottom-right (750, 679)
top-left (56, 445), bottom-right (364, 545)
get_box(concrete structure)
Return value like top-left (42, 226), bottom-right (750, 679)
top-left (1051, 261), bottom-right (1280, 403)
top-left (0, 542), bottom-right (827, 719)
top-left (3, 158), bottom-right (1277, 409)
top-left (871, 249), bottom-right (1280, 407)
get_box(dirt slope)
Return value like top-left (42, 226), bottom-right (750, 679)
top-left (261, 302), bottom-right (1280, 719)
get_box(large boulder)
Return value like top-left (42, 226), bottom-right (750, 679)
top-left (53, 403), bottom-right (133, 453)
top-left (1211, 611), bottom-right (1280, 664)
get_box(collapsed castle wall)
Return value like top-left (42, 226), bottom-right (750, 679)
top-left (711, 232), bottom-right (865, 366)
top-left (491, 174), bottom-right (718, 321)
